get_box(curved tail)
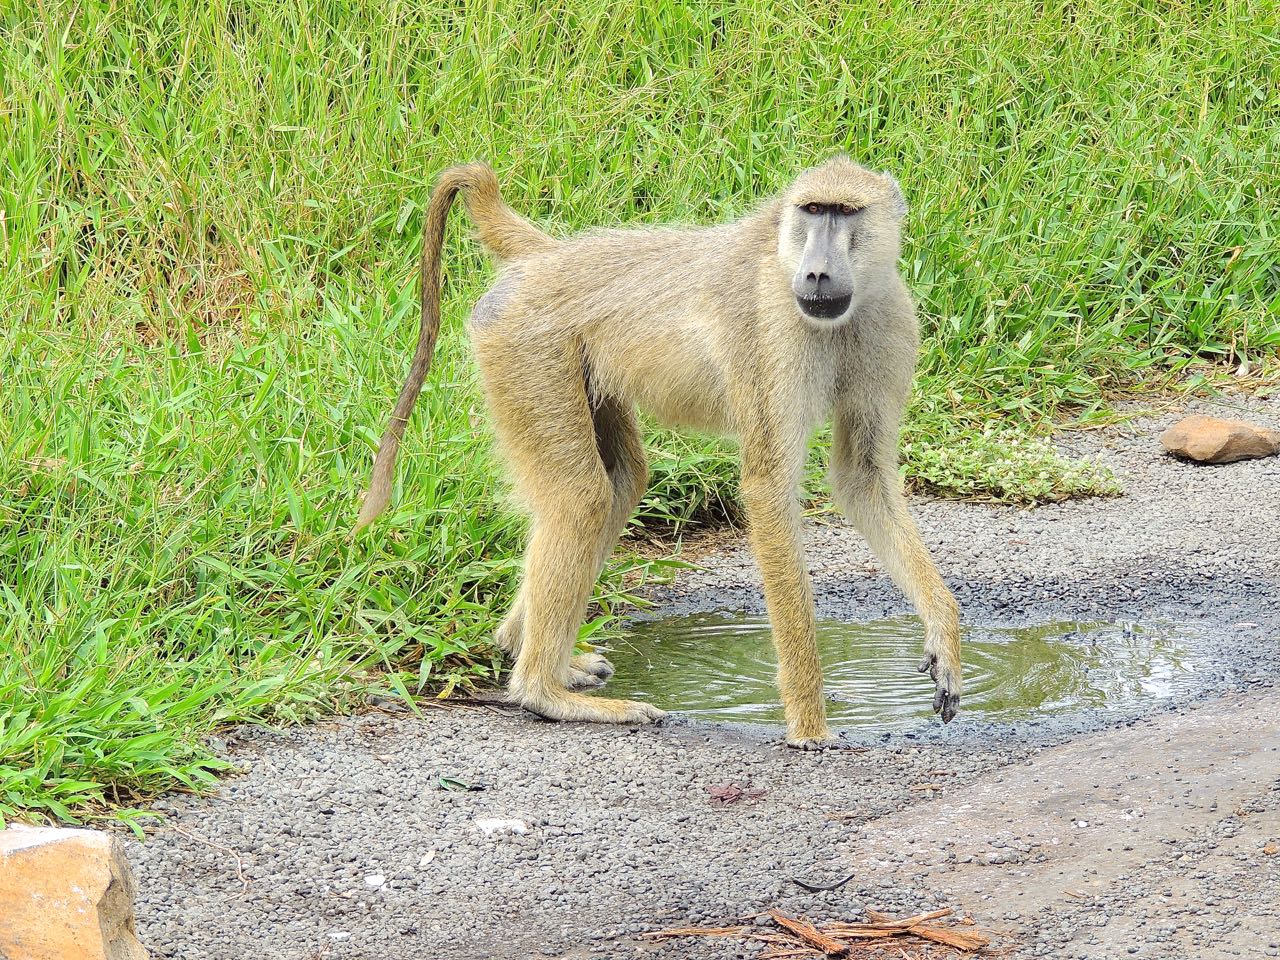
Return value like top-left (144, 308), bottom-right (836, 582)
top-left (355, 163), bottom-right (553, 530)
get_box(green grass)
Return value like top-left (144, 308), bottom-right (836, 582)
top-left (1, 0), bottom-right (1277, 823)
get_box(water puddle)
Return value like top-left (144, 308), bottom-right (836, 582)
top-left (601, 614), bottom-right (1199, 730)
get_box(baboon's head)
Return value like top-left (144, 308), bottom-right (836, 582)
top-left (776, 155), bottom-right (907, 326)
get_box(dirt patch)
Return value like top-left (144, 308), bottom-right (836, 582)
top-left (123, 395), bottom-right (1280, 959)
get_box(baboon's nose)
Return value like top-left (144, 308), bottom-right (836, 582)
top-left (798, 270), bottom-right (832, 298)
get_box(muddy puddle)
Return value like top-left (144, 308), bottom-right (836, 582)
top-left (602, 614), bottom-right (1200, 730)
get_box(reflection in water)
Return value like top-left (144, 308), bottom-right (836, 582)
top-left (601, 614), bottom-right (1197, 730)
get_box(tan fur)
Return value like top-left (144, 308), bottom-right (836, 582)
top-left (357, 156), bottom-right (963, 745)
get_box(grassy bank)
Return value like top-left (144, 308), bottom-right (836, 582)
top-left (1, 0), bottom-right (1276, 822)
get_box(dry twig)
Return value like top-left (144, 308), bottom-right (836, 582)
top-left (769, 910), bottom-right (849, 955)
top-left (639, 925), bottom-right (749, 939)
top-left (644, 906), bottom-right (997, 958)
top-left (171, 825), bottom-right (249, 896)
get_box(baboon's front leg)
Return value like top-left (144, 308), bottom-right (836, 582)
top-left (830, 406), bottom-right (962, 721)
top-left (741, 445), bottom-right (831, 748)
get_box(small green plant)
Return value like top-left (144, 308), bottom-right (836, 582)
top-left (902, 422), bottom-right (1121, 503)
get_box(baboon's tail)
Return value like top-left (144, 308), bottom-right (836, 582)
top-left (454, 163), bottom-right (557, 261)
top-left (355, 164), bottom-right (554, 530)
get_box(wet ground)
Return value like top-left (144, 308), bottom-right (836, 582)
top-left (607, 614), bottom-right (1201, 729)
top-left (124, 395), bottom-right (1280, 959)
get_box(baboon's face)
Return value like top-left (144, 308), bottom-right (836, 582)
top-left (778, 158), bottom-right (906, 326)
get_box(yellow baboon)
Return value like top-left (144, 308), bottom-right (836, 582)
top-left (357, 158), bottom-right (962, 747)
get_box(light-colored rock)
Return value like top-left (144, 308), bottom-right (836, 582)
top-left (0, 825), bottom-right (148, 960)
top-left (473, 817), bottom-right (530, 836)
top-left (1160, 414), bottom-right (1280, 464)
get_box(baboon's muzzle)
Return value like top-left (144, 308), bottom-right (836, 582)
top-left (796, 293), bottom-right (853, 320)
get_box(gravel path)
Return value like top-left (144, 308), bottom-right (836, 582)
top-left (126, 395), bottom-right (1280, 960)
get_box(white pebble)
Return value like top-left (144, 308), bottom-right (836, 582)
top-left (475, 817), bottom-right (530, 836)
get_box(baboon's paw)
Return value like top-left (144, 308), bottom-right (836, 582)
top-left (519, 692), bottom-right (665, 725)
top-left (570, 651), bottom-right (615, 680)
top-left (785, 734), bottom-right (839, 751)
top-left (615, 700), bottom-right (666, 724)
top-left (566, 666), bottom-right (607, 691)
top-left (917, 653), bottom-right (962, 723)
top-left (494, 621), bottom-right (523, 656)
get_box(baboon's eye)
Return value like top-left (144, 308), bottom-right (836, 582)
top-left (837, 203), bottom-right (862, 216)
top-left (803, 202), bottom-right (825, 215)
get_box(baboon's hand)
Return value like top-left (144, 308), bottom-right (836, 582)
top-left (918, 653), bottom-right (962, 723)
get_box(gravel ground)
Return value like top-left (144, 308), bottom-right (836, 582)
top-left (125, 395), bottom-right (1280, 960)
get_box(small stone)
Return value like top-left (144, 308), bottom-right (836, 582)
top-left (363, 874), bottom-right (386, 889)
top-left (474, 817), bottom-right (530, 836)
top-left (1160, 415), bottom-right (1280, 464)
top-left (0, 825), bottom-right (148, 960)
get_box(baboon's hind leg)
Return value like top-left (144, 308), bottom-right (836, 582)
top-left (480, 342), bottom-right (662, 724)
top-left (496, 394), bottom-right (648, 691)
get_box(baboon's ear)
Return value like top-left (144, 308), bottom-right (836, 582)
top-left (882, 173), bottom-right (908, 219)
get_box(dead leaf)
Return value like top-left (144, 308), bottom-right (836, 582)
top-left (706, 782), bottom-right (767, 806)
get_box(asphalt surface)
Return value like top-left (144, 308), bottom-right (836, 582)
top-left (125, 395), bottom-right (1280, 960)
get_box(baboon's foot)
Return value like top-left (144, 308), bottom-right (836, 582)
top-left (570, 651), bottom-right (615, 680)
top-left (516, 688), bottom-right (665, 725)
top-left (494, 616), bottom-right (523, 656)
top-left (917, 650), bottom-right (962, 723)
top-left (564, 652), bottom-right (615, 690)
top-left (784, 713), bottom-right (834, 750)
top-left (566, 665), bottom-right (607, 691)
top-left (785, 733), bottom-right (840, 751)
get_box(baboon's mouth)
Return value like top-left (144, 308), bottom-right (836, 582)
top-left (796, 294), bottom-right (852, 320)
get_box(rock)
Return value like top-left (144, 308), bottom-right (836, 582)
top-left (1160, 414), bottom-right (1280, 464)
top-left (0, 825), bottom-right (148, 960)
top-left (474, 817), bottom-right (530, 836)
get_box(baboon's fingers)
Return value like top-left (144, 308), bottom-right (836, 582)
top-left (921, 653), bottom-right (961, 722)
top-left (930, 676), bottom-right (961, 722)
top-left (932, 687), bottom-right (961, 723)
top-left (940, 692), bottom-right (961, 723)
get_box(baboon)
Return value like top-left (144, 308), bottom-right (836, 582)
top-left (356, 156), bottom-right (961, 747)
